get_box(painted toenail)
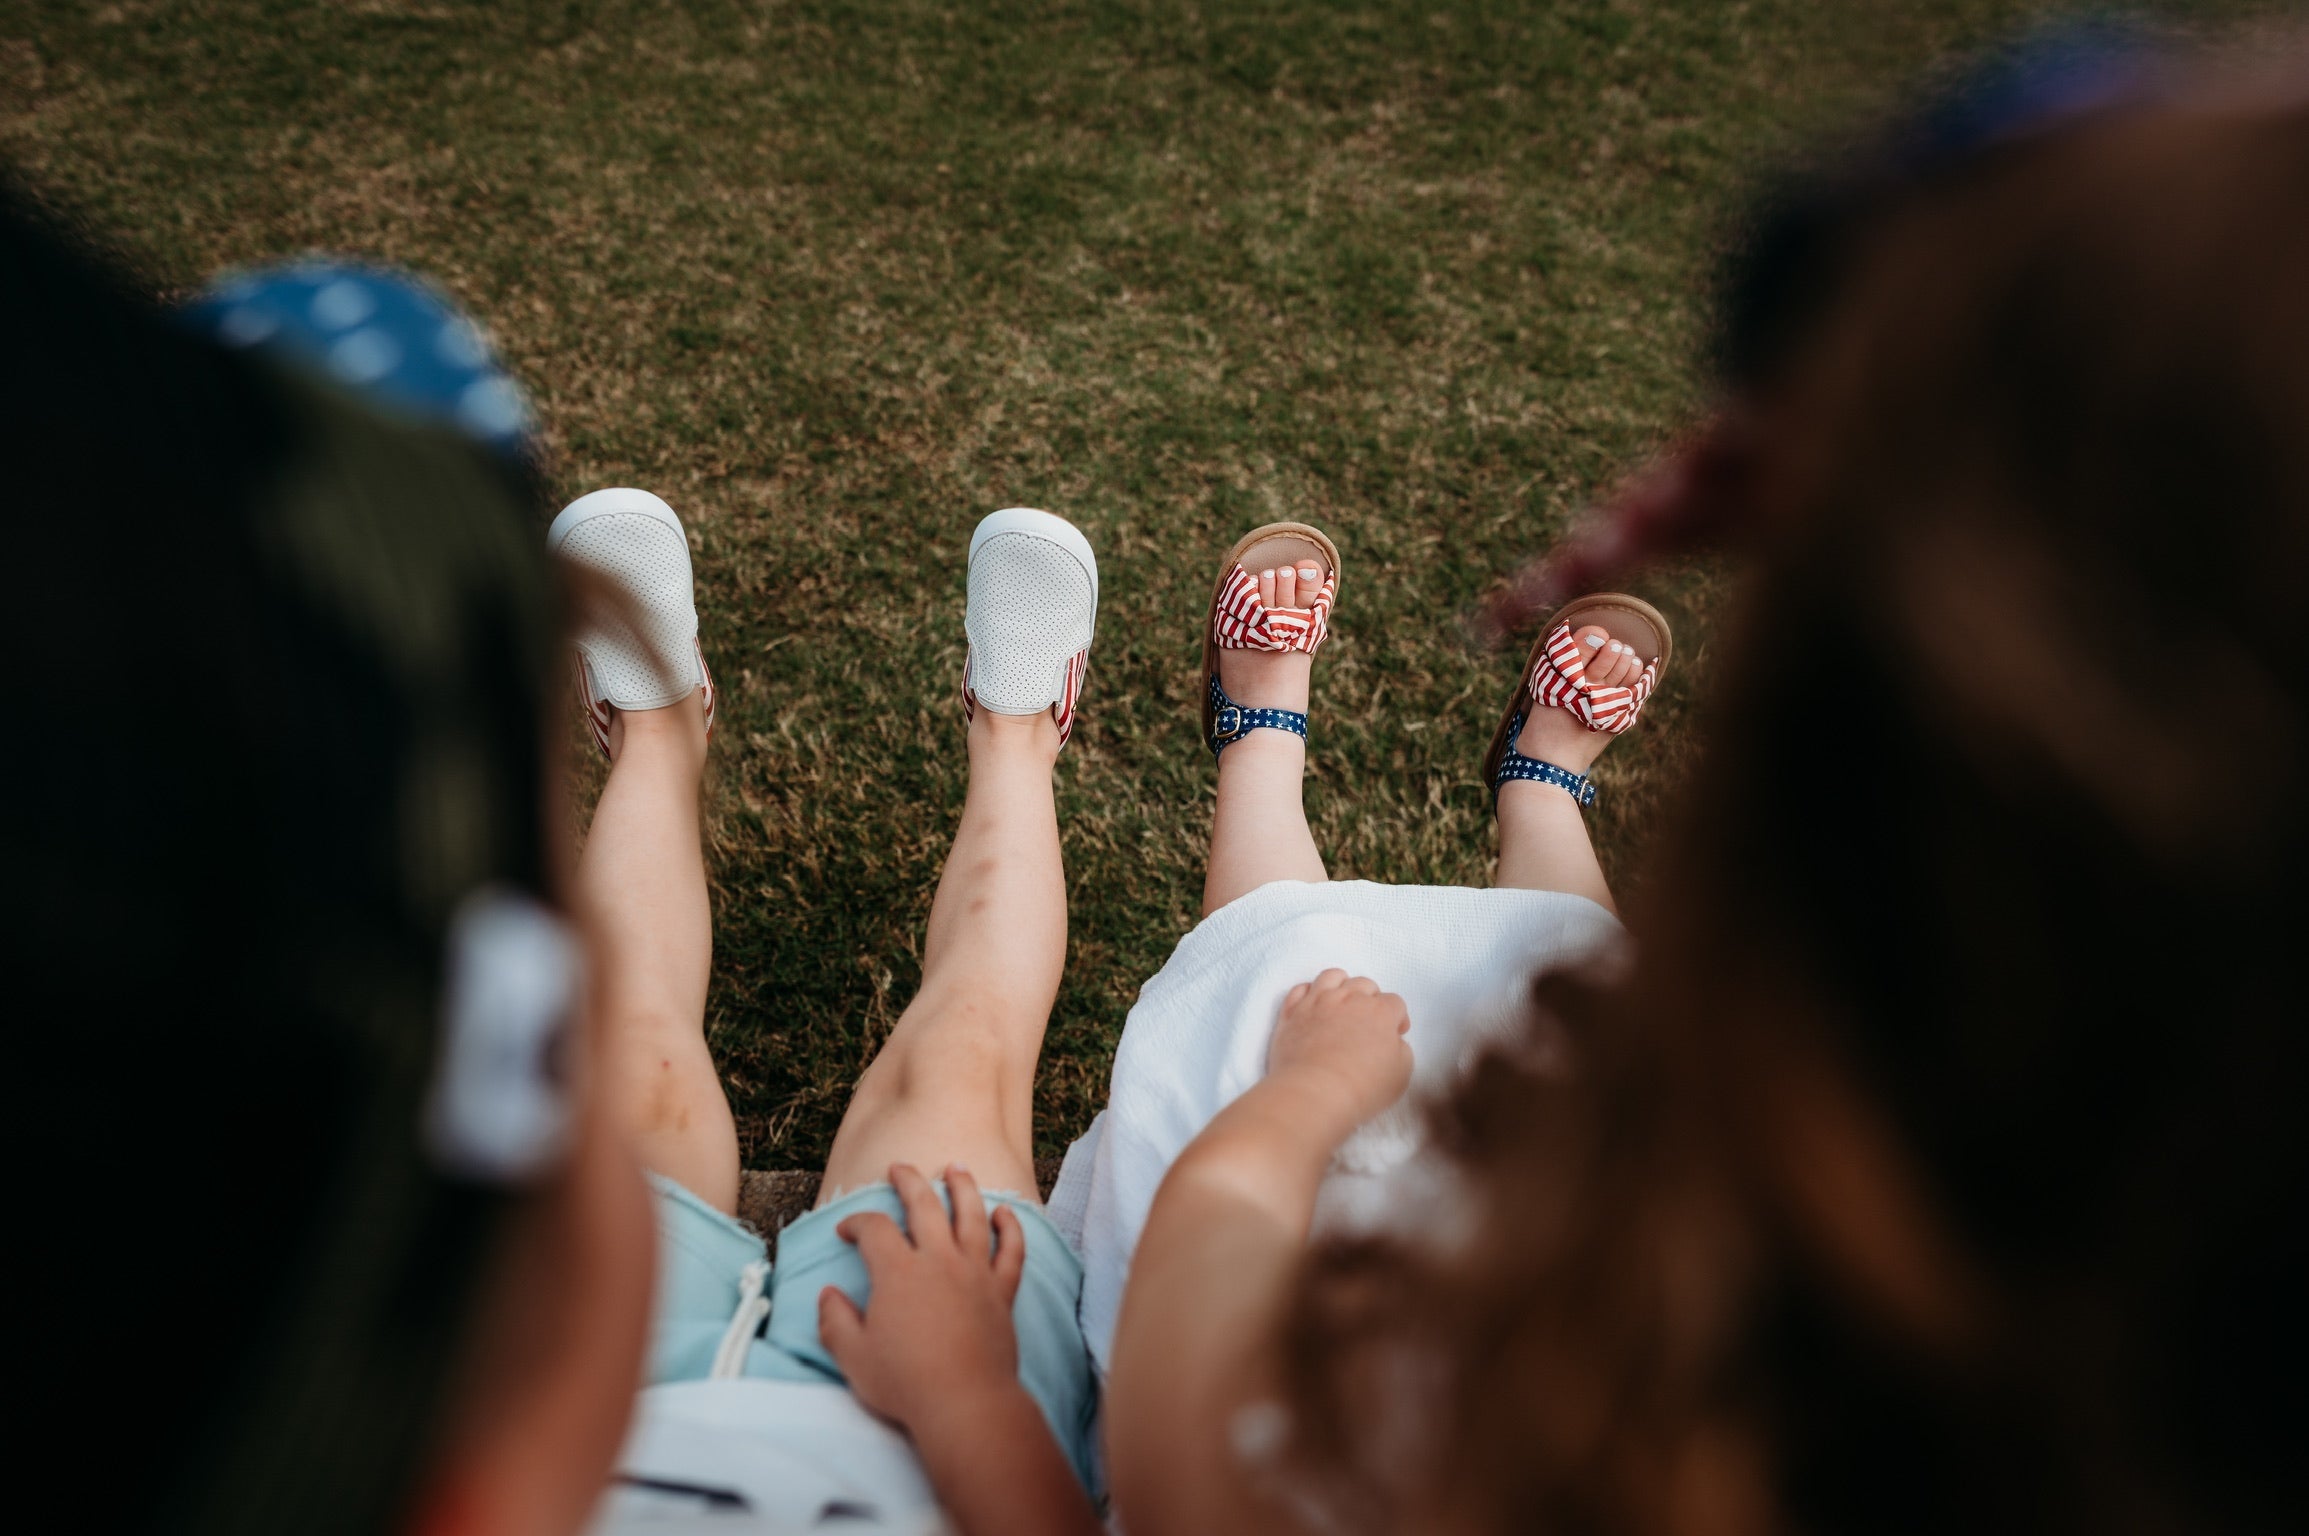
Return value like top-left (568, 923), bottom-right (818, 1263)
top-left (1584, 634), bottom-right (1605, 647)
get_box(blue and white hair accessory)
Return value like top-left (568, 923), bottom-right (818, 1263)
top-left (424, 887), bottom-right (583, 1184)
top-left (182, 259), bottom-right (537, 458)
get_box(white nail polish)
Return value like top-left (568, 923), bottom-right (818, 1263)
top-left (1584, 634), bottom-right (1606, 647)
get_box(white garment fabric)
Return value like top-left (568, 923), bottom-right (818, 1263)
top-left (1047, 878), bottom-right (1627, 1374)
top-left (588, 1380), bottom-right (950, 1534)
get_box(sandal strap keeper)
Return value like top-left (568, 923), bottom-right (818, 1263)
top-left (1208, 676), bottom-right (1307, 756)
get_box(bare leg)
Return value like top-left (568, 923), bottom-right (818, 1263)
top-left (1494, 624), bottom-right (1639, 912)
top-left (576, 690), bottom-right (738, 1212)
top-left (817, 709), bottom-right (1067, 1202)
top-left (1495, 776), bottom-right (1614, 911)
top-left (1202, 560), bottom-right (1329, 915)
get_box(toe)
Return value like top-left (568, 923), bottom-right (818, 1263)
top-left (1258, 567), bottom-right (1278, 610)
top-left (1592, 640), bottom-right (1623, 687)
top-left (1604, 640), bottom-right (1640, 687)
top-left (1297, 561), bottom-right (1324, 603)
top-left (1274, 563), bottom-right (1300, 609)
top-left (1570, 624), bottom-right (1612, 679)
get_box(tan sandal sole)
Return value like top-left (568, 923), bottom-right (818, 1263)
top-left (1200, 521), bottom-right (1342, 747)
top-left (1481, 591), bottom-right (1672, 790)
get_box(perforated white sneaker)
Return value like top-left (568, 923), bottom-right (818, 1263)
top-left (547, 487), bottom-right (715, 756)
top-left (961, 507), bottom-right (1098, 748)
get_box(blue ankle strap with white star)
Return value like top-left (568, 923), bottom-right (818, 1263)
top-left (1208, 676), bottom-right (1307, 757)
top-left (1492, 710), bottom-right (1598, 806)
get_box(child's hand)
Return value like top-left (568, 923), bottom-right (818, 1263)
top-left (819, 1163), bottom-right (1027, 1433)
top-left (1265, 969), bottom-right (1414, 1140)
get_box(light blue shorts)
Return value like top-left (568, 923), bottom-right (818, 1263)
top-left (648, 1174), bottom-right (1100, 1494)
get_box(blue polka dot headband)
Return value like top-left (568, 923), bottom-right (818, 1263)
top-left (181, 259), bottom-right (536, 458)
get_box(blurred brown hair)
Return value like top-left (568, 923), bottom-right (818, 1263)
top-left (1277, 99), bottom-right (2309, 1536)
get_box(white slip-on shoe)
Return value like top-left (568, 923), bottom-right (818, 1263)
top-left (961, 507), bottom-right (1099, 750)
top-left (547, 487), bottom-right (716, 757)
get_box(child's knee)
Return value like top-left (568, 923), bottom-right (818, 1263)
top-left (854, 1028), bottom-right (1015, 1113)
top-left (886, 989), bottom-right (1043, 1075)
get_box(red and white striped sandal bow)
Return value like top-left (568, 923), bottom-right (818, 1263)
top-left (1481, 591), bottom-right (1670, 808)
top-left (1198, 521), bottom-right (1343, 755)
top-left (575, 641), bottom-right (717, 759)
top-left (1527, 620), bottom-right (1659, 734)
top-left (1210, 560), bottom-right (1337, 654)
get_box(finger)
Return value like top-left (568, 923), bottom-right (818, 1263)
top-left (946, 1163), bottom-right (990, 1256)
top-left (817, 1285), bottom-right (866, 1369)
top-left (1311, 968), bottom-right (1351, 992)
top-left (889, 1163), bottom-right (946, 1248)
top-left (837, 1211), bottom-right (910, 1270)
top-left (991, 1204), bottom-right (1028, 1305)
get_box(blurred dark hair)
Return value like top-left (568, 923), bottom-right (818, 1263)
top-left (1278, 97), bottom-right (2309, 1536)
top-left (0, 182), bottom-right (561, 1534)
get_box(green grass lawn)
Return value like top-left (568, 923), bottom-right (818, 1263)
top-left (4, 0), bottom-right (2263, 1166)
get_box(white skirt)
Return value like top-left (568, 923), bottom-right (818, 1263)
top-left (1046, 878), bottom-right (1627, 1374)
